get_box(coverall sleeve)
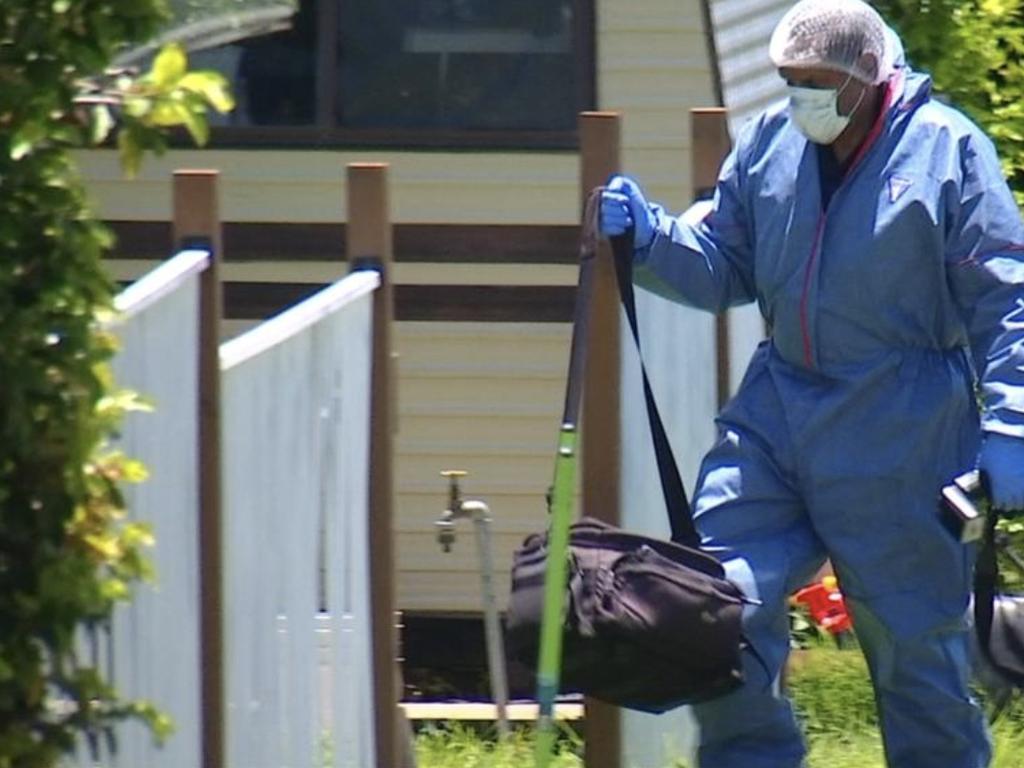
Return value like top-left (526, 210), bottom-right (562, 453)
top-left (632, 122), bottom-right (757, 313)
top-left (947, 130), bottom-right (1024, 438)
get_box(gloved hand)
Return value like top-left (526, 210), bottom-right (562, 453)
top-left (599, 175), bottom-right (657, 249)
top-left (979, 433), bottom-right (1024, 514)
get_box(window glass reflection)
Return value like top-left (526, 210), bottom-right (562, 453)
top-left (189, 0), bottom-right (582, 134)
top-left (191, 2), bottom-right (317, 126)
top-left (338, 0), bottom-right (577, 131)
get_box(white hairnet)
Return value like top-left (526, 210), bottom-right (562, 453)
top-left (885, 23), bottom-right (905, 70)
top-left (769, 0), bottom-right (898, 85)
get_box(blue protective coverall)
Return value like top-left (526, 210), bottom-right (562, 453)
top-left (633, 70), bottom-right (1024, 767)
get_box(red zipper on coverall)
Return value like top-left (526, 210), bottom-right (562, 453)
top-left (797, 79), bottom-right (897, 369)
top-left (799, 217), bottom-right (827, 367)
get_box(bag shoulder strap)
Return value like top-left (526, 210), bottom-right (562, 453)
top-left (560, 192), bottom-right (600, 432)
top-left (975, 509), bottom-right (998, 652)
top-left (567, 188), bottom-right (698, 548)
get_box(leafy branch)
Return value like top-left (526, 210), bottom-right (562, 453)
top-left (1, 1), bottom-right (235, 764)
top-left (74, 43), bottom-right (234, 176)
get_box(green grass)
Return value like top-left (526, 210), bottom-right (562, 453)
top-left (991, 725), bottom-right (1024, 768)
top-left (414, 643), bottom-right (1024, 768)
top-left (415, 722), bottom-right (582, 767)
top-left (414, 725), bottom-right (1024, 768)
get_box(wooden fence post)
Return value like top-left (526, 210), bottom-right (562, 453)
top-left (346, 163), bottom-right (404, 768)
top-left (579, 111), bottom-right (622, 768)
top-left (691, 108), bottom-right (733, 409)
top-left (172, 170), bottom-right (224, 768)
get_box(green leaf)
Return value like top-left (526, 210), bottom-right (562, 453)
top-left (89, 106), bottom-right (115, 145)
top-left (147, 99), bottom-right (191, 127)
top-left (133, 701), bottom-right (175, 743)
top-left (10, 121), bottom-right (46, 160)
top-left (97, 390), bottom-right (154, 416)
top-left (122, 522), bottom-right (155, 549)
top-left (119, 459), bottom-right (150, 484)
top-left (11, 137), bottom-right (33, 161)
top-left (150, 43), bottom-right (187, 88)
top-left (123, 95), bottom-right (151, 119)
top-left (179, 71), bottom-right (235, 113)
top-left (100, 578), bottom-right (130, 602)
top-left (116, 128), bottom-right (143, 179)
top-left (179, 103), bottom-right (210, 146)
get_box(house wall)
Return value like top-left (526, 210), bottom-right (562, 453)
top-left (79, 0), bottom-right (720, 616)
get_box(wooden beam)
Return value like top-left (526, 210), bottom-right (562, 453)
top-left (691, 108), bottom-right (733, 409)
top-left (579, 111), bottom-right (622, 768)
top-left (173, 169), bottom-right (224, 768)
top-left (347, 163), bottom-right (404, 768)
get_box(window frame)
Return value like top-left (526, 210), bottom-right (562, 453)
top-left (203, 0), bottom-right (596, 150)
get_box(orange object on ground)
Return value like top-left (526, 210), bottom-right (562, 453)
top-left (793, 576), bottom-right (853, 636)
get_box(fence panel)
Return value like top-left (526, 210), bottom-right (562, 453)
top-left (219, 271), bottom-right (378, 768)
top-left (325, 277), bottom-right (376, 768)
top-left (84, 249), bottom-right (209, 768)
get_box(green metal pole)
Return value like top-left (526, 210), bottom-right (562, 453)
top-left (533, 185), bottom-right (602, 767)
top-left (533, 425), bottom-right (578, 767)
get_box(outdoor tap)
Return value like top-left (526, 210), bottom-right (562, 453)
top-left (435, 470), bottom-right (467, 552)
top-left (430, 468), bottom-right (509, 738)
top-left (444, 469), bottom-right (465, 513)
top-left (435, 513), bottom-right (456, 553)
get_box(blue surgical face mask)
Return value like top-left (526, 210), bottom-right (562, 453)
top-left (787, 73), bottom-right (865, 145)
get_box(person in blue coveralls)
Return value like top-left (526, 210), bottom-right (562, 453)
top-left (600, 1), bottom-right (1024, 766)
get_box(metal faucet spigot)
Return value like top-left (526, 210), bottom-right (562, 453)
top-left (443, 469), bottom-right (465, 511)
top-left (436, 470), bottom-right (467, 553)
top-left (436, 515), bottom-right (456, 553)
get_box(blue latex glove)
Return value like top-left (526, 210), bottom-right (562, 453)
top-left (979, 433), bottom-right (1024, 514)
top-left (599, 175), bottom-right (657, 249)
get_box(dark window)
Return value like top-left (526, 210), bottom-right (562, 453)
top-left (191, 0), bottom-right (594, 148)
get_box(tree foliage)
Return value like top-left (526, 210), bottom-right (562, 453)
top-left (0, 2), bottom-right (230, 765)
top-left (875, 0), bottom-right (1024, 203)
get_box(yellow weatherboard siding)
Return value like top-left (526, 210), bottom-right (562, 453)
top-left (105, 260), bottom-right (580, 287)
top-left (74, 149), bottom-right (580, 225)
top-left (394, 321), bottom-right (571, 611)
top-left (600, 0), bottom-right (715, 210)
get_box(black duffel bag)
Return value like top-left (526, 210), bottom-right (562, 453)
top-left (504, 192), bottom-right (751, 714)
top-left (505, 517), bottom-right (747, 713)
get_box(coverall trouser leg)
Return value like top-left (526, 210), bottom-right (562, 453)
top-left (838, 591), bottom-right (991, 768)
top-left (689, 420), bottom-right (992, 768)
top-left (689, 424), bottom-right (826, 768)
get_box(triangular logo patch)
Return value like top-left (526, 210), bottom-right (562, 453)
top-left (888, 175), bottom-right (912, 203)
